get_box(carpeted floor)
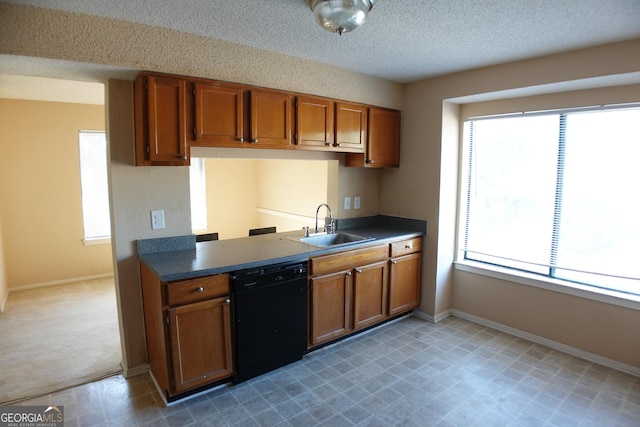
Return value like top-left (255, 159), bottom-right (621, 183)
top-left (0, 278), bottom-right (122, 404)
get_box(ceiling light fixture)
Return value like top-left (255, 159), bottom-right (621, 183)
top-left (309, 0), bottom-right (375, 35)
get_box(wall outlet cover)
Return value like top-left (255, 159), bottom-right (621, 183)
top-left (344, 196), bottom-right (351, 210)
top-left (354, 196), bottom-right (361, 210)
top-left (151, 209), bottom-right (165, 230)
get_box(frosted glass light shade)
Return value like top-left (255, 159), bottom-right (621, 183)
top-left (309, 0), bottom-right (375, 35)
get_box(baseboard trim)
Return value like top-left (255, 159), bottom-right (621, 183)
top-left (451, 309), bottom-right (640, 378)
top-left (9, 273), bottom-right (114, 292)
top-left (123, 363), bottom-right (149, 378)
top-left (413, 309), bottom-right (452, 323)
top-left (0, 289), bottom-right (8, 313)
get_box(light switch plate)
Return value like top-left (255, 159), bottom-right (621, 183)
top-left (344, 196), bottom-right (352, 210)
top-left (354, 196), bottom-right (361, 210)
top-left (151, 210), bottom-right (165, 230)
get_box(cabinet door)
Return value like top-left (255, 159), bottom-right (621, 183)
top-left (388, 252), bottom-right (421, 316)
top-left (193, 82), bottom-right (244, 145)
top-left (367, 107), bottom-right (401, 167)
top-left (168, 296), bottom-right (233, 394)
top-left (295, 96), bottom-right (334, 148)
top-left (146, 75), bottom-right (189, 166)
top-left (250, 89), bottom-right (292, 147)
top-left (335, 102), bottom-right (367, 152)
top-left (309, 270), bottom-right (352, 347)
top-left (353, 261), bottom-right (388, 330)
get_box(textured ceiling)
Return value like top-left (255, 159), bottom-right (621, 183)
top-left (4, 0), bottom-right (640, 83)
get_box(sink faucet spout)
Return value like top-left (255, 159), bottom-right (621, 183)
top-left (315, 203), bottom-right (334, 234)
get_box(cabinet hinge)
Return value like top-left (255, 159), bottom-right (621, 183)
top-left (166, 315), bottom-right (170, 324)
top-left (170, 378), bottom-right (175, 387)
top-left (193, 126), bottom-right (196, 136)
top-left (145, 82), bottom-right (148, 91)
top-left (146, 145), bottom-right (150, 154)
top-left (193, 88), bottom-right (196, 96)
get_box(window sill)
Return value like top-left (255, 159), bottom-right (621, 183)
top-left (83, 237), bottom-right (112, 246)
top-left (454, 260), bottom-right (640, 311)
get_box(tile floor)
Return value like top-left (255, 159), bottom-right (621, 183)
top-left (13, 316), bottom-right (640, 426)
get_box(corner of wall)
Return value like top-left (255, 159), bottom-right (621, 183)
top-left (0, 216), bottom-right (8, 313)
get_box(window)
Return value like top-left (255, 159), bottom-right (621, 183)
top-left (78, 131), bottom-right (111, 243)
top-left (190, 158), bottom-right (207, 231)
top-left (460, 106), bottom-right (640, 296)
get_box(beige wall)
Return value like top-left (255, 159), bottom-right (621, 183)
top-left (201, 158), bottom-right (339, 239)
top-left (256, 159), bottom-right (330, 233)
top-left (4, 1), bottom-right (637, 374)
top-left (203, 158), bottom-right (260, 240)
top-left (387, 39), bottom-right (640, 370)
top-left (0, 2), bottom-right (398, 373)
top-left (453, 272), bottom-right (640, 369)
top-left (0, 211), bottom-right (7, 312)
top-left (0, 99), bottom-right (113, 289)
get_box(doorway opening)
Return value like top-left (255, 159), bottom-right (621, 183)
top-left (0, 76), bottom-right (122, 404)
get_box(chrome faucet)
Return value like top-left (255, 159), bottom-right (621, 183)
top-left (314, 203), bottom-right (335, 234)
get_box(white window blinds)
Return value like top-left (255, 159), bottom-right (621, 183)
top-left (462, 106), bottom-right (640, 295)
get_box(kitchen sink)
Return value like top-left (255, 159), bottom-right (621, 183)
top-left (294, 232), bottom-right (374, 248)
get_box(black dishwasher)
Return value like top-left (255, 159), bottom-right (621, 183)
top-left (230, 260), bottom-right (308, 383)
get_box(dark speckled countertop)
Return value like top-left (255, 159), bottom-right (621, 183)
top-left (138, 215), bottom-right (426, 282)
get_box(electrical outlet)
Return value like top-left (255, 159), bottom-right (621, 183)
top-left (354, 196), bottom-right (361, 210)
top-left (151, 210), bottom-right (165, 230)
top-left (344, 196), bottom-right (352, 210)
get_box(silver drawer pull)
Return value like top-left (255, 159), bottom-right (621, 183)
top-left (345, 271), bottom-right (352, 276)
top-left (355, 268), bottom-right (363, 273)
top-left (405, 245), bottom-right (412, 249)
top-left (391, 259), bottom-right (398, 264)
top-left (225, 299), bottom-right (231, 305)
top-left (196, 286), bottom-right (204, 293)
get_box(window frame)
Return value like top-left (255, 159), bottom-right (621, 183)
top-left (455, 103), bottom-right (640, 310)
top-left (78, 130), bottom-right (111, 245)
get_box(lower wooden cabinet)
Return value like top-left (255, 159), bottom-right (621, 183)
top-left (308, 237), bottom-right (422, 349)
top-left (309, 270), bottom-right (352, 346)
top-left (168, 296), bottom-right (233, 394)
top-left (389, 252), bottom-right (421, 316)
top-left (140, 263), bottom-right (233, 398)
top-left (309, 245), bottom-right (387, 347)
top-left (389, 237), bottom-right (422, 316)
top-left (352, 260), bottom-right (388, 330)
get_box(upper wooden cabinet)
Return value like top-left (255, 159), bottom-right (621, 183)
top-left (134, 71), bottom-right (398, 165)
top-left (193, 84), bottom-right (293, 149)
top-left (193, 81), bottom-right (245, 146)
top-left (135, 74), bottom-right (190, 166)
top-left (249, 89), bottom-right (292, 148)
top-left (295, 95), bottom-right (335, 148)
top-left (345, 107), bottom-right (401, 168)
top-left (335, 102), bottom-right (368, 152)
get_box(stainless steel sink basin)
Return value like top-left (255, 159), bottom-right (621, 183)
top-left (295, 232), bottom-right (374, 248)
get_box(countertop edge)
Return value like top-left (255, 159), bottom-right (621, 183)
top-left (139, 223), bottom-right (425, 282)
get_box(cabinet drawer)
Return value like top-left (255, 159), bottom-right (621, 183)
top-left (167, 274), bottom-right (229, 306)
top-left (390, 237), bottom-right (422, 257)
top-left (310, 245), bottom-right (387, 276)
